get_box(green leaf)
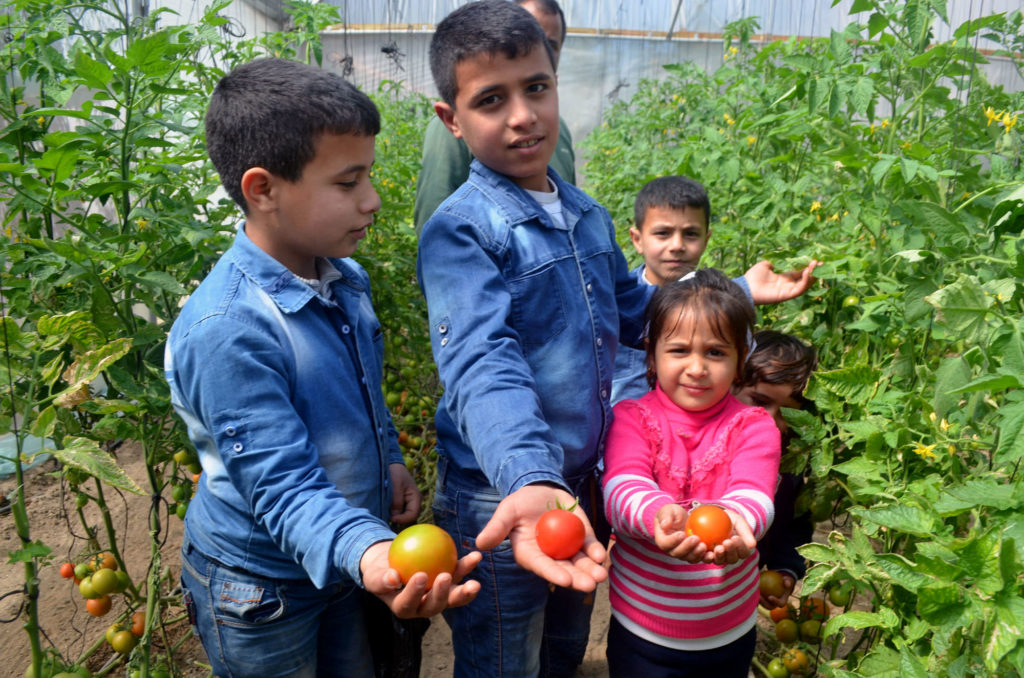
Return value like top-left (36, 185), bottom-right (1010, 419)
top-left (50, 437), bottom-right (143, 495)
top-left (850, 0), bottom-right (875, 12)
top-left (901, 157), bottom-right (920, 183)
top-left (830, 30), bottom-right (852, 64)
top-left (933, 356), bottom-right (970, 419)
top-left (72, 50), bottom-right (112, 89)
top-left (950, 373), bottom-right (1021, 395)
top-left (925, 276), bottom-right (993, 344)
top-left (871, 155), bottom-right (897, 184)
top-left (30, 406), bottom-right (57, 439)
top-left (873, 553), bottom-right (933, 591)
top-left (994, 399), bottom-right (1024, 467)
top-left (850, 77), bottom-right (874, 114)
top-left (868, 12), bottom-right (889, 38)
top-left (987, 594), bottom-right (1024, 672)
top-left (852, 504), bottom-right (938, 537)
top-left (7, 541), bottom-right (52, 563)
top-left (823, 608), bottom-right (899, 638)
top-left (53, 338), bottom-right (132, 401)
top-left (814, 364), bottom-right (881, 404)
top-left (898, 645), bottom-right (930, 678)
top-left (917, 582), bottom-right (967, 626)
top-left (131, 271), bottom-right (188, 295)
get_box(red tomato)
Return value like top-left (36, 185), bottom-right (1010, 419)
top-left (685, 505), bottom-right (732, 548)
top-left (86, 595), bottom-right (112, 617)
top-left (130, 610), bottom-right (146, 637)
top-left (769, 605), bottom-right (792, 623)
top-left (535, 508), bottom-right (585, 560)
top-left (388, 524), bottom-right (457, 590)
top-left (59, 562), bottom-right (75, 579)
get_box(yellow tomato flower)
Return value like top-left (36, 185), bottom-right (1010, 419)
top-left (37, 116), bottom-right (45, 125)
top-left (984, 106), bottom-right (999, 126)
top-left (913, 443), bottom-right (938, 460)
top-left (747, 135), bottom-right (756, 145)
top-left (810, 201), bottom-right (822, 213)
top-left (135, 218), bottom-right (149, 229)
top-left (881, 118), bottom-right (890, 129)
top-left (827, 212), bottom-right (839, 221)
top-left (723, 113), bottom-right (735, 126)
top-left (1002, 112), bottom-right (1018, 132)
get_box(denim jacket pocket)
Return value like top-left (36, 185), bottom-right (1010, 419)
top-left (212, 573), bottom-right (287, 627)
top-left (507, 264), bottom-right (568, 348)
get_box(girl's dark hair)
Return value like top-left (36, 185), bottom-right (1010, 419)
top-left (740, 329), bottom-right (818, 405)
top-left (644, 269), bottom-right (755, 388)
top-left (204, 57), bottom-right (380, 214)
top-left (429, 0), bottom-right (555, 107)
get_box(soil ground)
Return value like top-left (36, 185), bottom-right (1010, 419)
top-left (2, 445), bottom-right (842, 678)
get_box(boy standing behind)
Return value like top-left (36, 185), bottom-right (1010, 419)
top-left (165, 58), bottom-right (479, 678)
top-left (612, 176), bottom-right (821, 404)
top-left (418, 2), bottom-right (641, 675)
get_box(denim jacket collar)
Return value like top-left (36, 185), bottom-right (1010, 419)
top-left (467, 159), bottom-right (599, 232)
top-left (227, 222), bottom-right (365, 314)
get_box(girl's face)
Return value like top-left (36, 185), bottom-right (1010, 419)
top-left (653, 307), bottom-right (739, 412)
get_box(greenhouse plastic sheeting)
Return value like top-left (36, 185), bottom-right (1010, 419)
top-left (321, 0), bottom-right (1024, 155)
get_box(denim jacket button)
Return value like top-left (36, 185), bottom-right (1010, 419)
top-left (438, 324), bottom-right (448, 334)
top-left (341, 325), bottom-right (351, 334)
top-left (440, 337), bottom-right (449, 346)
top-left (600, 389), bottom-right (608, 399)
top-left (232, 442), bottom-right (243, 452)
top-left (586, 283), bottom-right (593, 293)
top-left (225, 426), bottom-right (236, 437)
top-left (596, 337), bottom-right (603, 347)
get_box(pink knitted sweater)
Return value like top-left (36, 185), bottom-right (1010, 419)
top-left (602, 386), bottom-right (781, 647)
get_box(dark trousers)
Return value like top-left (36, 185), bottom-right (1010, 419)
top-left (606, 617), bottom-right (756, 678)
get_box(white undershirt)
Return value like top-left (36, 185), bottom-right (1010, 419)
top-left (526, 179), bottom-right (566, 230)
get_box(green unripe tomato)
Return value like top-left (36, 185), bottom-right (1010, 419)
top-left (73, 562), bottom-right (90, 580)
top-left (113, 569), bottom-right (131, 593)
top-left (176, 501), bottom-right (189, 519)
top-left (842, 295), bottom-right (860, 307)
top-left (767, 658), bottom-right (790, 678)
top-left (78, 576), bottom-right (98, 599)
top-left (75, 494), bottom-right (89, 509)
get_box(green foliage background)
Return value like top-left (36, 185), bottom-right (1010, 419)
top-left (1, 0), bottom-right (1024, 676)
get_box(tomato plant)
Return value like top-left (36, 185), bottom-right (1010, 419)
top-left (388, 524), bottom-right (458, 590)
top-left (535, 507), bottom-right (586, 560)
top-left (684, 505), bottom-right (732, 548)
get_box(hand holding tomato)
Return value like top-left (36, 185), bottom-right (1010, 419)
top-left (653, 504), bottom-right (706, 562)
top-left (759, 568), bottom-right (796, 608)
top-left (659, 503), bottom-right (757, 565)
top-left (475, 484), bottom-right (607, 592)
top-left (361, 539), bottom-right (481, 619)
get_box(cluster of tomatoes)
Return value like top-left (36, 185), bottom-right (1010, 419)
top-left (759, 569), bottom-right (841, 677)
top-left (171, 449), bottom-right (201, 519)
top-left (58, 553), bottom-right (142, 655)
top-left (59, 553), bottom-right (130, 618)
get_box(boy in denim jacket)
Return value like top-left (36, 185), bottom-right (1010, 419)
top-left (165, 58), bottom-right (478, 678)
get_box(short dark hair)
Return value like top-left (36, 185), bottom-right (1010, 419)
top-left (205, 57), bottom-right (380, 213)
top-left (644, 268), bottom-right (754, 388)
top-left (430, 0), bottom-right (555, 107)
top-left (516, 0), bottom-right (567, 42)
top-left (634, 176), bottom-right (711, 230)
top-left (741, 330), bottom-right (818, 403)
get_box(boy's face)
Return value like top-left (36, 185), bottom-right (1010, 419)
top-left (434, 46), bottom-right (558, 193)
top-left (630, 205), bottom-right (709, 286)
top-left (734, 380), bottom-right (802, 433)
top-left (244, 132), bottom-right (380, 277)
top-left (520, 1), bottom-right (564, 69)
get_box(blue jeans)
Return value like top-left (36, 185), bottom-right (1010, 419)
top-left (606, 618), bottom-right (756, 678)
top-left (433, 458), bottom-right (606, 678)
top-left (179, 533), bottom-right (375, 678)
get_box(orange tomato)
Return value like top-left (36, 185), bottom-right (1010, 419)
top-left (685, 505), bottom-right (732, 548)
top-left (388, 524), bottom-right (457, 590)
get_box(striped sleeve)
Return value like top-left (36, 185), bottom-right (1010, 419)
top-left (602, 401), bottom-right (675, 539)
top-left (717, 409), bottom-right (781, 539)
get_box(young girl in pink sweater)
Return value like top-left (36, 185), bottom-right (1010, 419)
top-left (602, 268), bottom-right (781, 677)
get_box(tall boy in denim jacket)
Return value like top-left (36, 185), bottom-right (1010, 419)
top-left (418, 3), bottom-right (818, 676)
top-left (165, 58), bottom-right (479, 678)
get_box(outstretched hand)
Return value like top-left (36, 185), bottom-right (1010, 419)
top-left (745, 259), bottom-right (822, 305)
top-left (653, 505), bottom-right (758, 565)
top-left (475, 484), bottom-right (607, 592)
top-left (361, 541), bottom-right (482, 619)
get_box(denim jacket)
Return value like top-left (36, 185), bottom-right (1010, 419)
top-left (165, 224), bottom-right (400, 588)
top-left (417, 160), bottom-right (653, 496)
